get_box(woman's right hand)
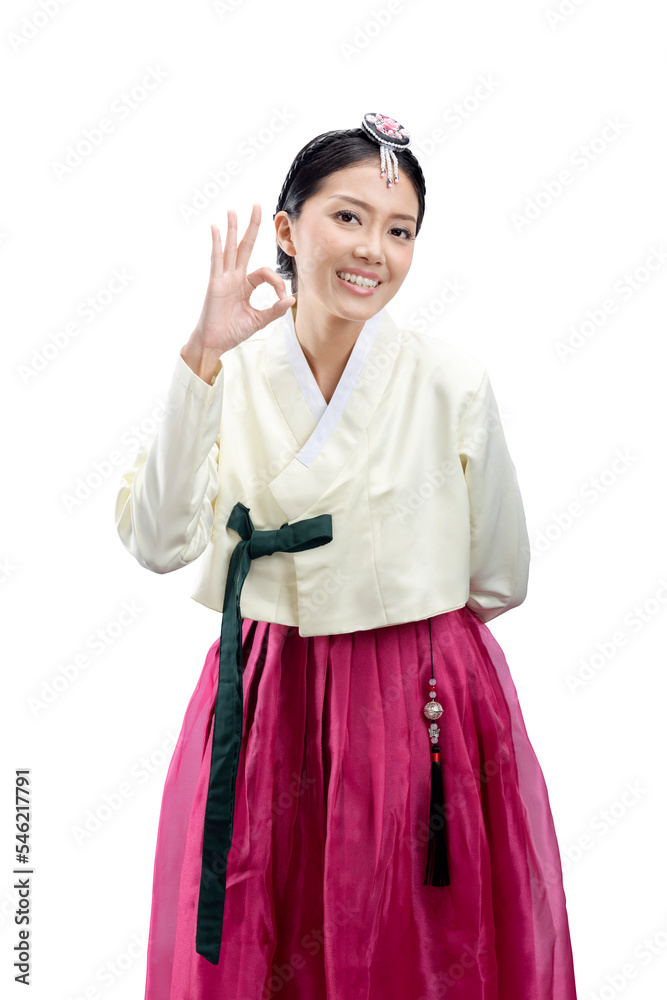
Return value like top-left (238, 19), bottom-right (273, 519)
top-left (190, 203), bottom-right (295, 356)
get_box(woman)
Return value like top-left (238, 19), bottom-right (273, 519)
top-left (115, 113), bottom-right (578, 1000)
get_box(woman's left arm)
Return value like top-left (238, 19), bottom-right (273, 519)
top-left (458, 368), bottom-right (531, 623)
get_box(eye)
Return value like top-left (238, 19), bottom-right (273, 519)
top-left (334, 209), bottom-right (361, 225)
top-left (334, 209), bottom-right (415, 240)
top-left (390, 226), bottom-right (415, 240)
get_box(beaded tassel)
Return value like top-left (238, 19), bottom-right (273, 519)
top-left (423, 617), bottom-right (451, 886)
top-left (379, 144), bottom-right (400, 187)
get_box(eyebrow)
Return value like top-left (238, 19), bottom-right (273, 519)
top-left (326, 194), bottom-right (416, 223)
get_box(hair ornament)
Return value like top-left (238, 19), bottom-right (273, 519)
top-left (361, 113), bottom-right (411, 187)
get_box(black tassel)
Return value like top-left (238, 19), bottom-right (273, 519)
top-left (423, 617), bottom-right (450, 887)
top-left (423, 743), bottom-right (450, 886)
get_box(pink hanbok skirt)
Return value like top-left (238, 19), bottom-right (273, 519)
top-left (143, 606), bottom-right (578, 999)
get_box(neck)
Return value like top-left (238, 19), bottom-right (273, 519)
top-left (291, 291), bottom-right (368, 392)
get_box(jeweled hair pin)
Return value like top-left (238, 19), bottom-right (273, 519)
top-left (361, 112), bottom-right (411, 187)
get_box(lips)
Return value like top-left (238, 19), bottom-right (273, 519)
top-left (335, 272), bottom-right (380, 296)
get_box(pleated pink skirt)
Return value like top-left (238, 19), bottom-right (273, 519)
top-left (143, 606), bottom-right (578, 1000)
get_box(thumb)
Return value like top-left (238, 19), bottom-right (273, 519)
top-left (261, 294), bottom-right (295, 324)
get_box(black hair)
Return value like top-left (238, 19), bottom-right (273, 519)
top-left (272, 127), bottom-right (426, 293)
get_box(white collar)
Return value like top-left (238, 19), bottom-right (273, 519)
top-left (281, 304), bottom-right (384, 467)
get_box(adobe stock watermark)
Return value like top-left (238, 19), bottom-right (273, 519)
top-left (554, 244), bottom-right (667, 361)
top-left (390, 396), bottom-right (512, 525)
top-left (212, 0), bottom-right (250, 15)
top-left (63, 930), bottom-right (148, 999)
top-left (411, 75), bottom-right (502, 159)
top-left (510, 116), bottom-right (628, 234)
top-left (178, 107), bottom-right (296, 223)
top-left (257, 899), bottom-right (362, 999)
top-left (252, 771), bottom-right (317, 834)
top-left (60, 395), bottom-right (172, 514)
top-left (231, 435), bottom-right (316, 501)
top-left (562, 780), bottom-right (648, 873)
top-left (530, 447), bottom-right (638, 558)
top-left (406, 278), bottom-right (468, 333)
top-left (415, 943), bottom-right (493, 999)
top-left (586, 912), bottom-right (667, 1000)
top-left (565, 577), bottom-right (667, 695)
top-left (390, 457), bottom-right (459, 524)
top-left (298, 567), bottom-right (352, 626)
top-left (339, 0), bottom-right (421, 63)
top-left (52, 67), bottom-right (168, 179)
top-left (545, 0), bottom-right (593, 29)
top-left (534, 779), bottom-right (649, 893)
top-left (7, 0), bottom-right (72, 53)
top-left (17, 268), bottom-right (134, 385)
top-left (0, 556), bottom-right (17, 585)
top-left (70, 729), bottom-right (179, 846)
top-left (0, 882), bottom-right (22, 930)
top-left (351, 326), bottom-right (411, 395)
top-left (26, 600), bottom-right (145, 717)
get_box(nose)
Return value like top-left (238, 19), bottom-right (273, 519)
top-left (354, 233), bottom-right (385, 265)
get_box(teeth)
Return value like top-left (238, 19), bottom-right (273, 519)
top-left (337, 271), bottom-right (378, 288)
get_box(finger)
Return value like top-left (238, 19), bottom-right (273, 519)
top-left (254, 294), bottom-right (296, 327)
top-left (235, 203), bottom-right (261, 275)
top-left (222, 208), bottom-right (237, 272)
top-left (245, 267), bottom-right (295, 327)
top-left (245, 266), bottom-right (293, 301)
top-left (209, 222), bottom-right (223, 280)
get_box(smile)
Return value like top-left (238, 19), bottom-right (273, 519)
top-left (336, 271), bottom-right (380, 289)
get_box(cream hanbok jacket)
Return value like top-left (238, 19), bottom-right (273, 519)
top-left (114, 299), bottom-right (530, 636)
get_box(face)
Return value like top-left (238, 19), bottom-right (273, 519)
top-left (274, 160), bottom-right (420, 319)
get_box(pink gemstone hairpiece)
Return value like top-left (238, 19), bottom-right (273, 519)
top-left (361, 112), bottom-right (412, 187)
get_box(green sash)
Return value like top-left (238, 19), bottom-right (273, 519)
top-left (195, 500), bottom-right (333, 964)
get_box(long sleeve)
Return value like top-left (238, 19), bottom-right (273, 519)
top-left (114, 352), bottom-right (225, 574)
top-left (457, 369), bottom-right (530, 623)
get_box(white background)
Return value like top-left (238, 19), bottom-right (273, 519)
top-left (2, 0), bottom-right (666, 997)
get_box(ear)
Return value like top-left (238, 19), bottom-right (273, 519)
top-left (274, 211), bottom-right (295, 257)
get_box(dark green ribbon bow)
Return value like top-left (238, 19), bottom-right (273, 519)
top-left (195, 500), bottom-right (333, 964)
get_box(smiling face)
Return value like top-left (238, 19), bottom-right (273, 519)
top-left (274, 159), bottom-right (420, 322)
